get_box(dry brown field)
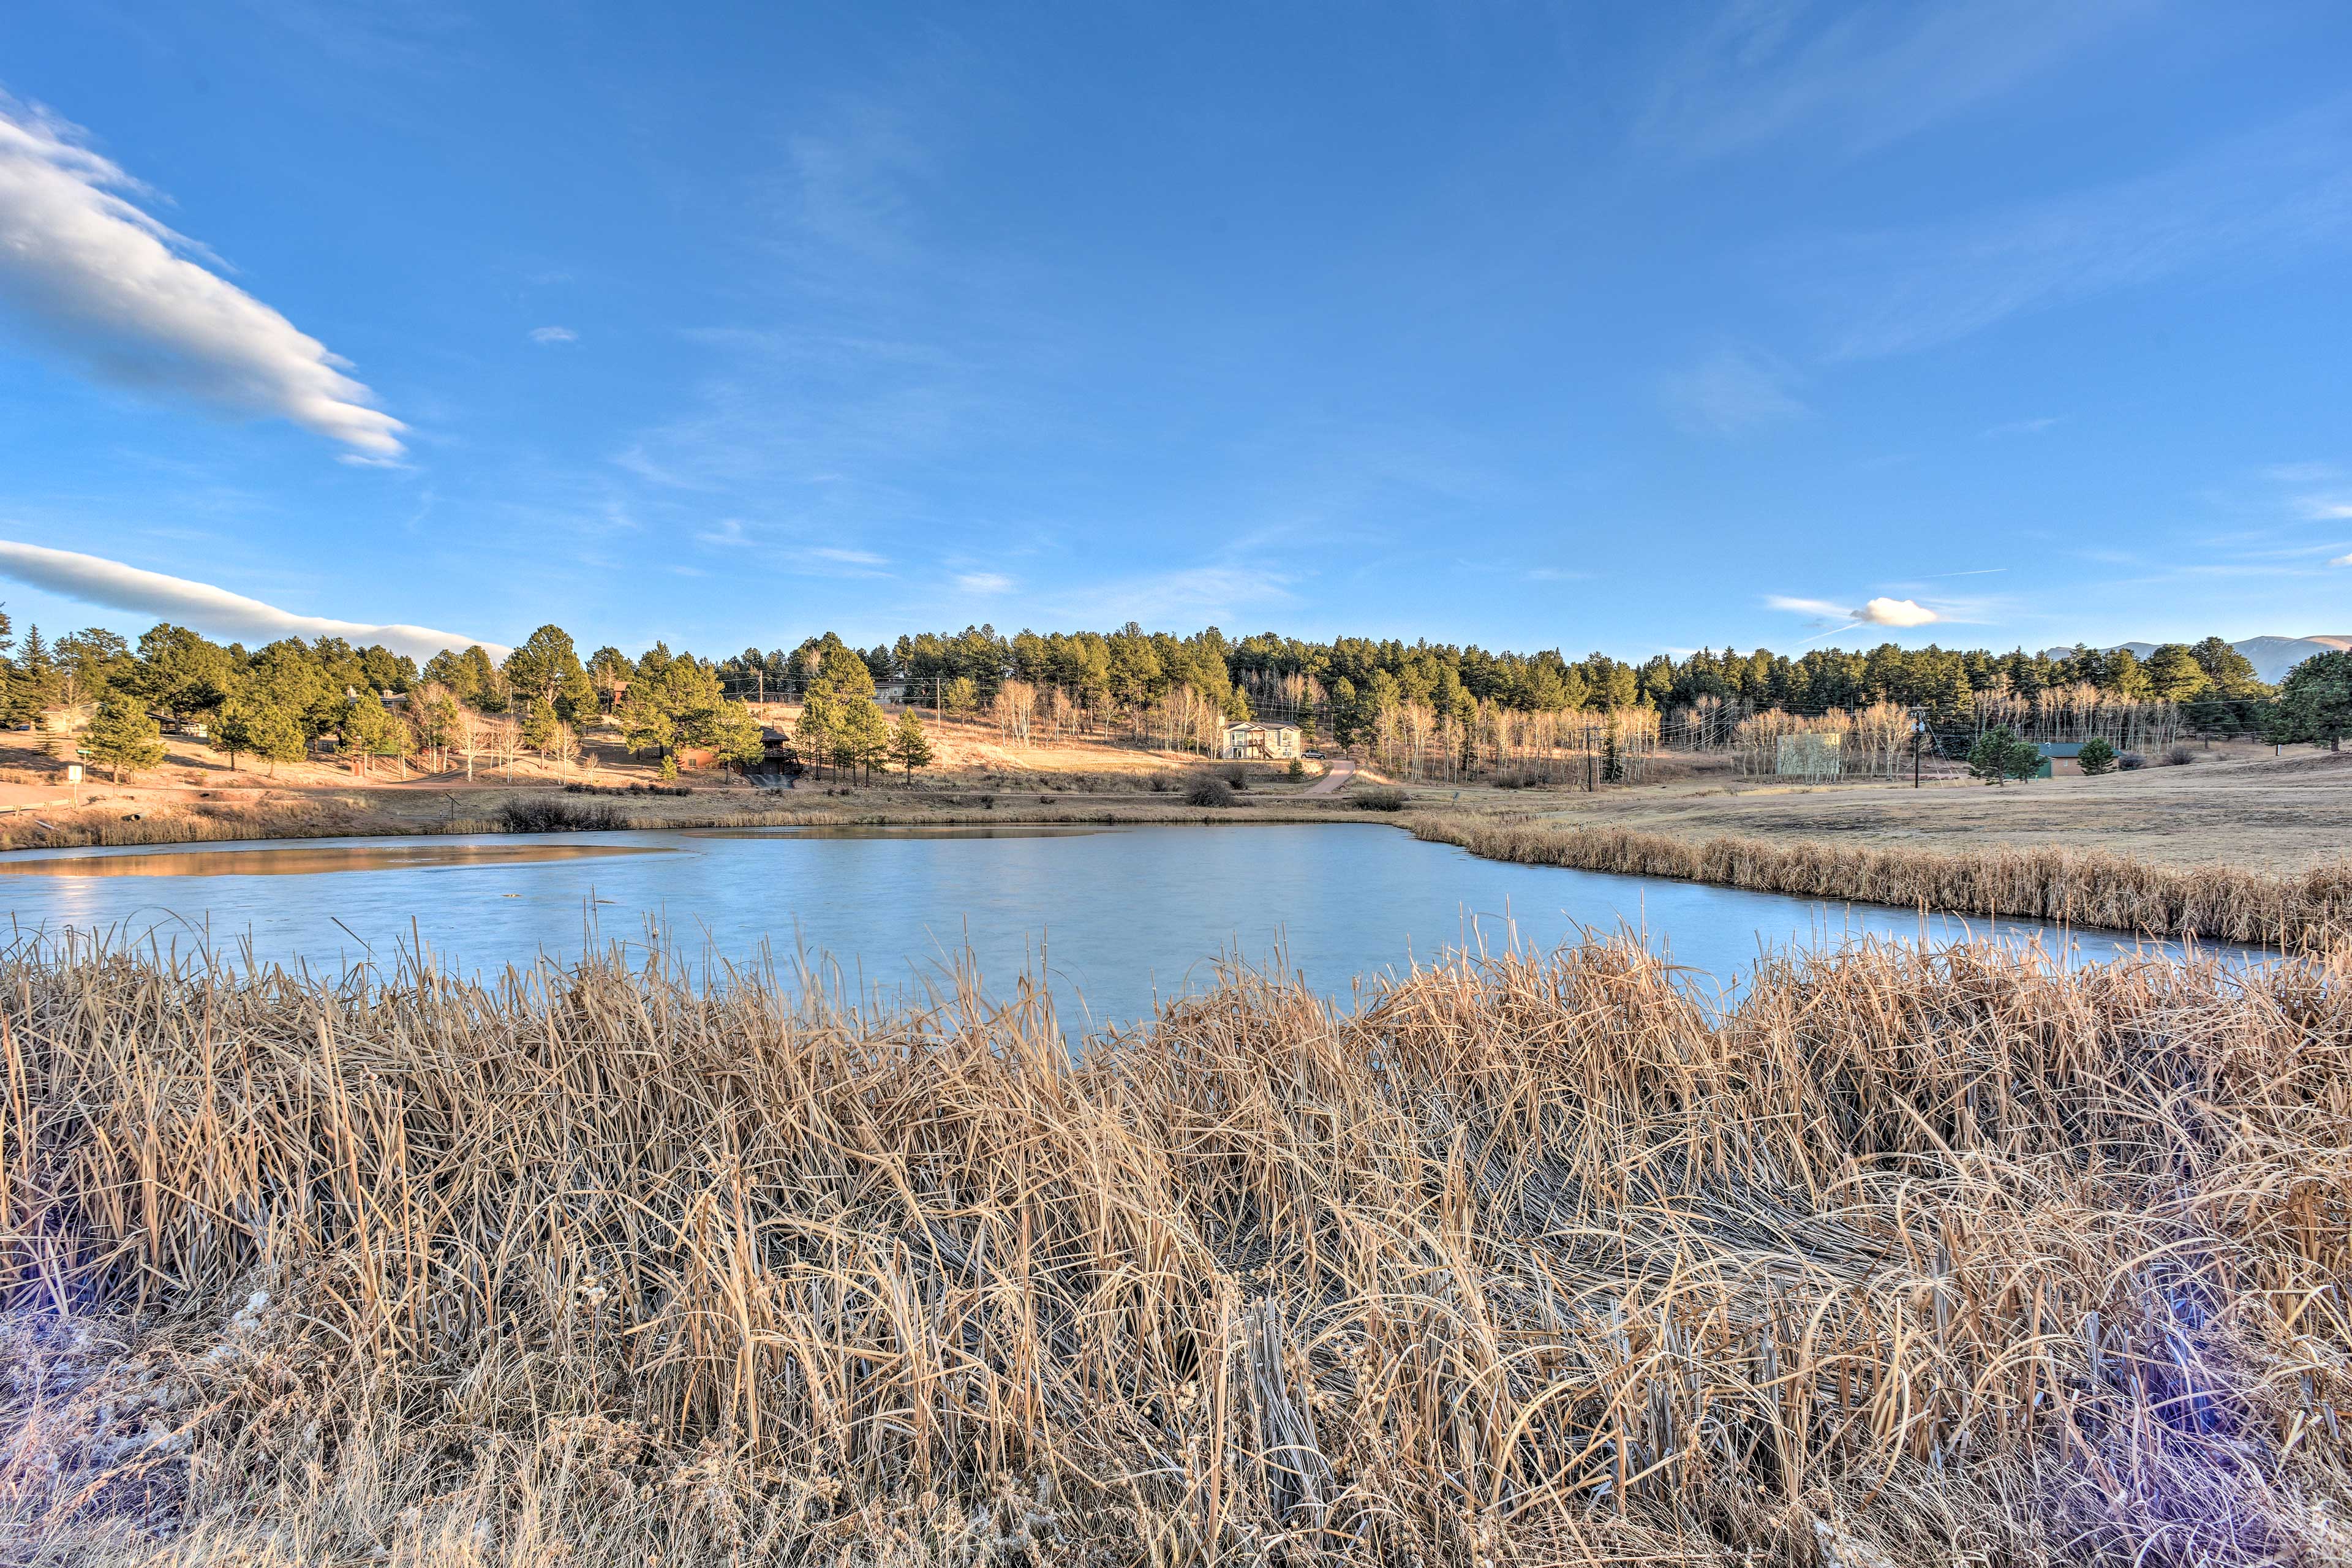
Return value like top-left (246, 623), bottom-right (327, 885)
top-left (1485, 737), bottom-right (2352, 874)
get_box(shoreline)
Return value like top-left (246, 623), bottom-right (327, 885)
top-left (5, 783), bottom-right (2346, 952)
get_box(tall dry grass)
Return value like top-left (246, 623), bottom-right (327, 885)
top-left (0, 934), bottom-right (2345, 1564)
top-left (1417, 817), bottom-right (2352, 954)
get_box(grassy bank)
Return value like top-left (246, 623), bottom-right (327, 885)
top-left (1, 938), bottom-right (2346, 1564)
top-left (0, 786), bottom-right (1371, 853)
top-left (1416, 815), bottom-right (2352, 954)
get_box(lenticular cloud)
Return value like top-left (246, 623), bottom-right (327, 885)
top-left (0, 541), bottom-right (499, 662)
top-left (0, 99), bottom-right (404, 457)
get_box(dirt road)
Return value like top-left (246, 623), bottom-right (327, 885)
top-left (1303, 758), bottom-right (1358, 796)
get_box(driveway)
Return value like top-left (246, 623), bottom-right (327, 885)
top-left (1302, 758), bottom-right (1358, 796)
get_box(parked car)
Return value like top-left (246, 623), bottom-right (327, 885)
top-left (1304, 749), bottom-right (1324, 760)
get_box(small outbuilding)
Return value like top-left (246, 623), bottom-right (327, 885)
top-left (1220, 720), bottom-right (1302, 761)
top-left (2034, 741), bottom-right (2086, 778)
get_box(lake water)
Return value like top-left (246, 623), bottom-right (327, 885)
top-left (0, 824), bottom-right (2254, 1026)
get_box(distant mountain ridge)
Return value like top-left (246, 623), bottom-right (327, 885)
top-left (2034, 636), bottom-right (2350, 685)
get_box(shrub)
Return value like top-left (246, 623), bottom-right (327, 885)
top-left (1355, 786), bottom-right (1408, 812)
top-left (2076, 736), bottom-right (2117, 775)
top-left (2164, 742), bottom-right (2197, 766)
top-left (499, 798), bottom-right (624, 833)
top-left (1286, 758), bottom-right (1305, 780)
top-left (1185, 775), bottom-right (1238, 808)
top-left (1219, 763), bottom-right (1249, 789)
top-left (1966, 726), bottom-right (2043, 786)
top-left (1148, 775), bottom-right (1172, 793)
top-left (2119, 750), bottom-right (2149, 771)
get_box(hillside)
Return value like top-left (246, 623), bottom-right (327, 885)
top-left (2038, 633), bottom-right (2348, 683)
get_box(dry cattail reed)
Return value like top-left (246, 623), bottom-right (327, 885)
top-left (0, 932), bottom-right (2345, 1565)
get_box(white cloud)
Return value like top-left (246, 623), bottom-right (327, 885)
top-left (1856, 595), bottom-right (1939, 627)
top-left (2331, 552), bottom-right (2352, 567)
top-left (955, 571), bottom-right (1013, 594)
top-left (0, 540), bottom-right (499, 660)
top-left (1768, 593), bottom-right (1943, 629)
top-left (1659, 345), bottom-right (1809, 435)
top-left (0, 100), bottom-right (404, 456)
top-left (810, 546), bottom-right (886, 566)
top-left (1983, 416), bottom-right (2062, 438)
top-left (529, 325), bottom-right (578, 344)
top-left (2297, 497), bottom-right (2352, 521)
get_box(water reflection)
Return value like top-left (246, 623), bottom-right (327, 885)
top-left (0, 823), bottom-right (2265, 1023)
top-left (0, 841), bottom-right (673, 878)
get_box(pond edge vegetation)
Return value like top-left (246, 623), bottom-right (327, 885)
top-left (1, 935), bottom-right (2345, 1564)
top-left (1412, 815), bottom-right (2352, 954)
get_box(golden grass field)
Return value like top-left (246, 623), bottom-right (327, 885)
top-left (1, 934), bottom-right (2346, 1564)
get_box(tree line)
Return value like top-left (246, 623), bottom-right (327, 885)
top-left (14, 606), bottom-right (2350, 783)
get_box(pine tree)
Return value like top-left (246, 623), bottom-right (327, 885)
top-left (2277, 652), bottom-right (2352, 752)
top-left (519, 699), bottom-right (560, 758)
top-left (2076, 736), bottom-right (2117, 775)
top-left (213, 696), bottom-right (258, 772)
top-left (839, 699), bottom-right (891, 783)
top-left (710, 701), bottom-right (766, 775)
top-left (888, 709), bottom-right (934, 782)
top-left (586, 646), bottom-right (632, 710)
top-left (1967, 726), bottom-right (2042, 786)
top-left (456, 645), bottom-right (505, 712)
top-left (617, 684), bottom-right (677, 760)
top-left (502, 625), bottom-right (597, 723)
top-left (795, 689), bottom-right (838, 778)
top-left (83, 695), bottom-right (167, 782)
top-left (216, 695), bottom-right (306, 776)
top-left (339, 693), bottom-right (407, 777)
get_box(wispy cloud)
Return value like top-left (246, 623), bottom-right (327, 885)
top-left (2297, 497), bottom-right (2352, 521)
top-left (1810, 102), bottom-right (2352, 360)
top-left (0, 97), bottom-right (404, 456)
top-left (955, 571), bottom-right (1013, 595)
top-left (528, 325), bottom-right (577, 344)
top-left (695, 518), bottom-right (752, 547)
top-left (811, 546), bottom-right (886, 567)
top-left (1042, 566), bottom-right (1295, 628)
top-left (1659, 345), bottom-right (1809, 435)
top-left (1638, 1), bottom-right (2146, 162)
top-left (1983, 416), bottom-right (2062, 438)
top-left (0, 540), bottom-right (497, 659)
top-left (785, 98), bottom-right (931, 263)
top-left (1766, 595), bottom-right (1849, 619)
top-left (2331, 552), bottom-right (2352, 568)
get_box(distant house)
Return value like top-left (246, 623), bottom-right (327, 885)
top-left (873, 680), bottom-right (908, 705)
top-left (2034, 741), bottom-right (2087, 778)
top-left (1221, 720), bottom-right (1302, 761)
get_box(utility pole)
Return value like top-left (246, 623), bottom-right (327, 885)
top-left (1910, 707), bottom-right (1925, 788)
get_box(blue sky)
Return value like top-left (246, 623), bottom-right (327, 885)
top-left (1, 2), bottom-right (2348, 663)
